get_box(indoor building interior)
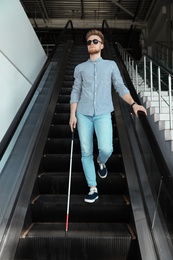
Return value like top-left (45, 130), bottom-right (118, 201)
top-left (0, 0), bottom-right (173, 259)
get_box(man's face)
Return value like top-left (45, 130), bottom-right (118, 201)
top-left (87, 35), bottom-right (104, 54)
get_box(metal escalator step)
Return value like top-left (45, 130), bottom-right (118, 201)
top-left (44, 138), bottom-right (81, 154)
top-left (64, 75), bottom-right (74, 81)
top-left (54, 106), bottom-right (111, 124)
top-left (45, 138), bottom-right (107, 154)
top-left (60, 87), bottom-right (72, 94)
top-left (66, 64), bottom-right (75, 69)
top-left (48, 124), bottom-right (118, 139)
top-left (45, 137), bottom-right (120, 154)
top-left (57, 94), bottom-right (70, 103)
top-left (48, 125), bottom-right (71, 138)
top-left (15, 223), bottom-right (135, 260)
top-left (37, 172), bottom-right (126, 195)
top-left (69, 61), bottom-right (85, 66)
top-left (42, 154), bottom-right (80, 172)
top-left (37, 172), bottom-right (87, 194)
top-left (65, 69), bottom-right (74, 75)
top-left (21, 223), bottom-right (134, 238)
top-left (31, 194), bottom-right (130, 223)
top-left (55, 103), bottom-right (70, 113)
top-left (42, 154), bottom-right (123, 172)
top-left (51, 113), bottom-right (69, 124)
top-left (70, 53), bottom-right (88, 57)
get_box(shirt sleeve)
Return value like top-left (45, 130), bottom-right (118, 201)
top-left (111, 61), bottom-right (130, 97)
top-left (70, 65), bottom-right (82, 104)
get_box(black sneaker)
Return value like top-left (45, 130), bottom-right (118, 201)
top-left (84, 188), bottom-right (99, 203)
top-left (97, 160), bottom-right (108, 178)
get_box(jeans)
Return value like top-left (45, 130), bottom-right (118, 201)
top-left (76, 112), bottom-right (113, 187)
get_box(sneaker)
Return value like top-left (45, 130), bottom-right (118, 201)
top-left (97, 160), bottom-right (108, 178)
top-left (84, 188), bottom-right (99, 203)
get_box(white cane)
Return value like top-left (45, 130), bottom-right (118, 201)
top-left (65, 130), bottom-right (74, 233)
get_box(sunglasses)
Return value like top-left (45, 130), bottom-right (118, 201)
top-left (87, 39), bottom-right (103, 45)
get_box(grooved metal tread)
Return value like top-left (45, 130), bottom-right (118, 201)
top-left (21, 223), bottom-right (135, 239)
top-left (32, 194), bottom-right (130, 205)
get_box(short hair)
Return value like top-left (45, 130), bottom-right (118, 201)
top-left (86, 29), bottom-right (104, 43)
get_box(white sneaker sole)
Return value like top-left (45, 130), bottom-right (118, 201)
top-left (84, 196), bottom-right (99, 203)
top-left (98, 171), bottom-right (108, 178)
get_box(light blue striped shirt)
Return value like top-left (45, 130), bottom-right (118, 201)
top-left (70, 57), bottom-right (129, 116)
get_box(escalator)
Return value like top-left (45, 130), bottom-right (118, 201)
top-left (14, 44), bottom-right (142, 260)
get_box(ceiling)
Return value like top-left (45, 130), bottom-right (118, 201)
top-left (20, 0), bottom-right (155, 29)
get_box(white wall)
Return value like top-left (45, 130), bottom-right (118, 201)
top-left (0, 0), bottom-right (47, 142)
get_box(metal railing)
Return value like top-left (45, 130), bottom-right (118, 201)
top-left (117, 42), bottom-right (173, 129)
top-left (154, 41), bottom-right (173, 71)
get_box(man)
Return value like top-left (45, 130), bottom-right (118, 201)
top-left (69, 29), bottom-right (147, 203)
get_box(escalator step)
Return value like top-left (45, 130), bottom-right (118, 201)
top-left (57, 95), bottom-right (70, 103)
top-left (69, 61), bottom-right (85, 66)
top-left (44, 138), bottom-right (120, 154)
top-left (50, 113), bottom-right (116, 133)
top-left (48, 125), bottom-right (71, 138)
top-left (15, 223), bottom-right (135, 260)
top-left (48, 124), bottom-right (118, 139)
top-left (31, 194), bottom-right (130, 223)
top-left (60, 87), bottom-right (72, 95)
top-left (55, 103), bottom-right (70, 113)
top-left (41, 154), bottom-right (123, 172)
top-left (65, 69), bottom-right (74, 75)
top-left (44, 138), bottom-right (81, 154)
top-left (64, 75), bottom-right (74, 81)
top-left (37, 172), bottom-right (126, 194)
top-left (61, 81), bottom-right (73, 87)
top-left (51, 113), bottom-right (69, 124)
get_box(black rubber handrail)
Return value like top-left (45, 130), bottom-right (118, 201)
top-left (0, 20), bottom-right (74, 160)
top-left (101, 20), bottom-right (112, 42)
top-left (114, 41), bottom-right (173, 258)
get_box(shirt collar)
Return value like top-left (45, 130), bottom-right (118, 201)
top-left (88, 57), bottom-right (102, 62)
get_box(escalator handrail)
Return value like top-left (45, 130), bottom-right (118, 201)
top-left (0, 20), bottom-right (74, 160)
top-left (113, 41), bottom-right (173, 259)
top-left (101, 20), bottom-right (112, 43)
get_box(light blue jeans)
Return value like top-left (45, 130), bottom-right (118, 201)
top-left (76, 112), bottom-right (113, 187)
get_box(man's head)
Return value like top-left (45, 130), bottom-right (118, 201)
top-left (86, 29), bottom-right (104, 55)
top-left (86, 29), bottom-right (104, 44)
